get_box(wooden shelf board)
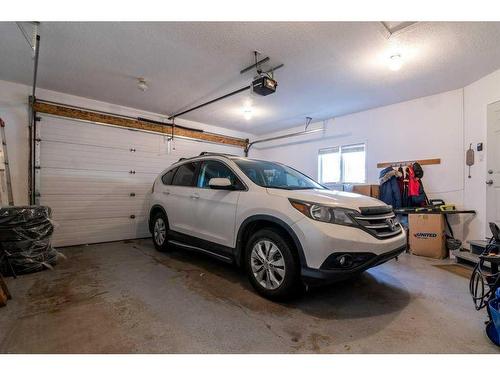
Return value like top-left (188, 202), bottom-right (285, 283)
top-left (377, 158), bottom-right (441, 168)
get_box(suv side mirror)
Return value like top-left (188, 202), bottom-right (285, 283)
top-left (208, 177), bottom-right (233, 190)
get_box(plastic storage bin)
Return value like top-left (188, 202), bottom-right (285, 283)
top-left (486, 292), bottom-right (500, 346)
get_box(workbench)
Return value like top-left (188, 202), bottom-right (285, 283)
top-left (394, 208), bottom-right (476, 238)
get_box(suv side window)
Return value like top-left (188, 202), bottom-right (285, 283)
top-left (172, 162), bottom-right (198, 187)
top-left (197, 160), bottom-right (243, 189)
top-left (161, 168), bottom-right (177, 185)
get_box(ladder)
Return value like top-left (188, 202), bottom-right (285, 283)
top-left (0, 118), bottom-right (14, 206)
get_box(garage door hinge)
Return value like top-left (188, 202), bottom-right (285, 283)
top-left (130, 192), bottom-right (135, 197)
top-left (35, 137), bottom-right (41, 142)
top-left (34, 165), bottom-right (41, 170)
top-left (130, 148), bottom-right (136, 152)
top-left (129, 170), bottom-right (136, 174)
top-left (130, 215), bottom-right (136, 219)
top-left (35, 116), bottom-right (41, 122)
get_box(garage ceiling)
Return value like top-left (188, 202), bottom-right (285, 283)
top-left (2, 21), bottom-right (500, 135)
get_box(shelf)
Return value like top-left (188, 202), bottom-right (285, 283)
top-left (453, 249), bottom-right (491, 270)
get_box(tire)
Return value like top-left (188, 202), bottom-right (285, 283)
top-left (151, 212), bottom-right (171, 252)
top-left (245, 228), bottom-right (302, 301)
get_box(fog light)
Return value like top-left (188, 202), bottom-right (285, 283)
top-left (337, 254), bottom-right (353, 268)
top-left (321, 252), bottom-right (377, 270)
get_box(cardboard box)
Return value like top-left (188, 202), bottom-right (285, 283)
top-left (409, 214), bottom-right (447, 259)
top-left (351, 184), bottom-right (380, 199)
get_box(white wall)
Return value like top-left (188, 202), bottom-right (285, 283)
top-left (0, 80), bottom-right (30, 205)
top-left (253, 89), bottom-right (464, 202)
top-left (0, 79), bottom-right (252, 206)
top-left (463, 68), bottom-right (500, 241)
top-left (252, 89), bottom-right (467, 239)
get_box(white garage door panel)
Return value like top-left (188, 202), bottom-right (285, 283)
top-left (41, 195), bottom-right (149, 221)
top-left (40, 114), bottom-right (244, 246)
top-left (51, 216), bottom-right (149, 247)
top-left (40, 169), bottom-right (153, 195)
top-left (42, 116), bottom-right (164, 152)
top-left (41, 142), bottom-right (171, 174)
top-left (133, 217), bottom-right (150, 238)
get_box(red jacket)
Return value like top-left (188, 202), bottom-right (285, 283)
top-left (407, 165), bottom-right (420, 197)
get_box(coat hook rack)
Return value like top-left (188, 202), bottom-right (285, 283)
top-left (376, 158), bottom-right (441, 169)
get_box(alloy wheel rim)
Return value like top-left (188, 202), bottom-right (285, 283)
top-left (250, 240), bottom-right (286, 290)
top-left (154, 218), bottom-right (166, 245)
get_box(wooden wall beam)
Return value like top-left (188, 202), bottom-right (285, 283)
top-left (377, 158), bottom-right (441, 168)
top-left (33, 101), bottom-right (248, 149)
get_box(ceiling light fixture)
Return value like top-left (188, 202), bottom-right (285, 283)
top-left (243, 108), bottom-right (253, 120)
top-left (137, 78), bottom-right (148, 92)
top-left (388, 54), bottom-right (403, 71)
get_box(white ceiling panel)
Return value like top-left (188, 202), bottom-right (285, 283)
top-left (2, 22), bottom-right (500, 134)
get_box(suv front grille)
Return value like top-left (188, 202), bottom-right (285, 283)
top-left (351, 206), bottom-right (402, 239)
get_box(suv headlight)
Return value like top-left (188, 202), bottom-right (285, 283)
top-left (289, 199), bottom-right (357, 226)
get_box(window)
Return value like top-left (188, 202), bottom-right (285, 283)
top-left (197, 160), bottom-right (243, 189)
top-left (318, 147), bottom-right (341, 183)
top-left (161, 168), bottom-right (177, 185)
top-left (234, 159), bottom-right (324, 190)
top-left (318, 143), bottom-right (366, 184)
top-left (171, 162), bottom-right (197, 186)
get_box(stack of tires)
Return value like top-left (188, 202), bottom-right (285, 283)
top-left (0, 206), bottom-right (59, 275)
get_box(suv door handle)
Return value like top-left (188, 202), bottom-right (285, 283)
top-left (190, 193), bottom-right (200, 200)
top-left (163, 190), bottom-right (170, 195)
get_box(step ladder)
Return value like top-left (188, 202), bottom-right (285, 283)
top-left (0, 118), bottom-right (14, 206)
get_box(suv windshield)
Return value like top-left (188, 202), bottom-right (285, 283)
top-left (234, 159), bottom-right (324, 190)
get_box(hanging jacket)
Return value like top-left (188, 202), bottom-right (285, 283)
top-left (413, 162), bottom-right (424, 179)
top-left (396, 166), bottom-right (405, 206)
top-left (407, 165), bottom-right (427, 207)
top-left (402, 167), bottom-right (410, 207)
top-left (407, 165), bottom-right (420, 196)
top-left (379, 167), bottom-right (402, 209)
top-left (397, 166), bottom-right (404, 192)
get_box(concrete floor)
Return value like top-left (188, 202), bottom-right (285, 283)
top-left (0, 238), bottom-right (497, 353)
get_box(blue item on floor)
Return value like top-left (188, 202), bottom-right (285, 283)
top-left (487, 297), bottom-right (500, 346)
top-left (486, 322), bottom-right (499, 346)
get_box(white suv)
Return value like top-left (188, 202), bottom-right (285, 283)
top-left (149, 153), bottom-right (406, 300)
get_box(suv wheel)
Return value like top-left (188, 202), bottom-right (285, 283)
top-left (152, 212), bottom-right (171, 252)
top-left (245, 228), bottom-right (301, 300)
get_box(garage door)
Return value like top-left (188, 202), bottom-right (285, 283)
top-left (39, 115), bottom-right (244, 247)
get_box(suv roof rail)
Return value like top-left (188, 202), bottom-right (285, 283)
top-left (174, 152), bottom-right (238, 164)
top-left (199, 152), bottom-right (237, 157)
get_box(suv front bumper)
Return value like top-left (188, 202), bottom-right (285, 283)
top-left (291, 217), bottom-right (407, 269)
top-left (300, 245), bottom-right (406, 285)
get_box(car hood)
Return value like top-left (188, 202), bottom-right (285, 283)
top-left (266, 188), bottom-right (385, 212)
